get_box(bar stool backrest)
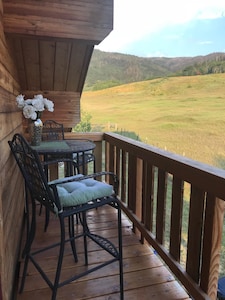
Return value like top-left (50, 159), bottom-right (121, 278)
top-left (42, 120), bottom-right (64, 141)
top-left (8, 133), bottom-right (60, 213)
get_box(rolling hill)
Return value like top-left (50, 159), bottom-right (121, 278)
top-left (84, 50), bottom-right (225, 90)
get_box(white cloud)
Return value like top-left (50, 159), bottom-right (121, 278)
top-left (96, 0), bottom-right (225, 53)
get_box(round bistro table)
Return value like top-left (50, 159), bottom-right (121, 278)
top-left (31, 139), bottom-right (96, 177)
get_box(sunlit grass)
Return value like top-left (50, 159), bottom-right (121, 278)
top-left (82, 73), bottom-right (225, 168)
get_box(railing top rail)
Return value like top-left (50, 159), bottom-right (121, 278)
top-left (65, 132), bottom-right (104, 142)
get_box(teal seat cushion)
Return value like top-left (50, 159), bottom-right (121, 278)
top-left (49, 174), bottom-right (114, 207)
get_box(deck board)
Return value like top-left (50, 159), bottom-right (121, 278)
top-left (16, 205), bottom-right (191, 300)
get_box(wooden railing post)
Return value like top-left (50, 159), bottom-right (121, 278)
top-left (136, 158), bottom-right (143, 221)
top-left (205, 198), bottom-right (225, 299)
top-left (93, 141), bottom-right (102, 173)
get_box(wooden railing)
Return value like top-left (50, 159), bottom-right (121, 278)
top-left (103, 132), bottom-right (225, 300)
top-left (66, 131), bottom-right (225, 299)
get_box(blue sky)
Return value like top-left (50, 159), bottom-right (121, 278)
top-left (96, 0), bottom-right (225, 58)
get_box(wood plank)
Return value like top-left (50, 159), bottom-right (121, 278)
top-left (0, 0), bottom-right (2, 15)
top-left (1, 162), bottom-right (23, 225)
top-left (121, 149), bottom-right (127, 203)
top-left (3, 0), bottom-right (113, 41)
top-left (200, 193), bottom-right (216, 292)
top-left (115, 145), bottom-right (120, 178)
top-left (170, 176), bottom-right (184, 261)
top-left (6, 37), bottom-right (27, 90)
top-left (64, 132), bottom-right (104, 142)
top-left (201, 197), bottom-right (225, 298)
top-left (186, 186), bottom-right (205, 282)
top-left (156, 168), bottom-right (167, 244)
top-left (22, 39), bottom-right (40, 90)
top-left (54, 41), bottom-right (71, 90)
top-left (142, 161), bottom-right (154, 231)
top-left (66, 42), bottom-right (87, 91)
top-left (0, 33), bottom-right (20, 86)
top-left (0, 87), bottom-right (19, 113)
top-left (76, 44), bottom-right (93, 92)
top-left (0, 60), bottom-right (19, 93)
top-left (108, 142), bottom-right (115, 184)
top-left (136, 158), bottom-right (142, 221)
top-left (0, 111), bottom-right (22, 140)
top-left (93, 282), bottom-right (191, 300)
top-left (39, 40), bottom-right (55, 90)
top-left (128, 153), bottom-right (137, 214)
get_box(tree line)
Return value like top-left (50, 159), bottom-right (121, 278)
top-left (180, 54), bottom-right (225, 76)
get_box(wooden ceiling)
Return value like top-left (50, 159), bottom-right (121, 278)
top-left (5, 37), bottom-right (94, 92)
top-left (2, 0), bottom-right (113, 128)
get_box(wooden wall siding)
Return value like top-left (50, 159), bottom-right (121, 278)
top-left (22, 90), bottom-right (80, 130)
top-left (0, 0), bottom-right (24, 299)
top-left (3, 0), bottom-right (113, 42)
top-left (6, 37), bottom-right (94, 92)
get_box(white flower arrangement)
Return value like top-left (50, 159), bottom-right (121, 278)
top-left (16, 94), bottom-right (54, 126)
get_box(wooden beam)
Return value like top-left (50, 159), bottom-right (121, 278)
top-left (3, 0), bottom-right (113, 43)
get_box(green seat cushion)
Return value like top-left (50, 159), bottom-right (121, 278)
top-left (49, 174), bottom-right (114, 207)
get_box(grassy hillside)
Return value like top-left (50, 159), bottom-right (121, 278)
top-left (81, 73), bottom-right (225, 168)
top-left (84, 50), bottom-right (225, 90)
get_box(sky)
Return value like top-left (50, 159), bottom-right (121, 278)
top-left (95, 0), bottom-right (225, 58)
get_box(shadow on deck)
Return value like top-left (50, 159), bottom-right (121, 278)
top-left (16, 205), bottom-right (191, 300)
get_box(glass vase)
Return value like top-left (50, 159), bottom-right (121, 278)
top-left (29, 121), bottom-right (43, 146)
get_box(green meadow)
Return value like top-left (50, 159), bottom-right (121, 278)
top-left (82, 73), bottom-right (225, 168)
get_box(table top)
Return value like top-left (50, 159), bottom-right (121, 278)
top-left (31, 139), bottom-right (96, 154)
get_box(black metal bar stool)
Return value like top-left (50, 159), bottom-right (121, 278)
top-left (8, 133), bottom-right (124, 300)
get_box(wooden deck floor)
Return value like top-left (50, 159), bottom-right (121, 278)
top-left (16, 205), bottom-right (191, 300)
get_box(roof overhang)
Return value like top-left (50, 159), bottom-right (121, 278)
top-left (3, 0), bottom-right (113, 43)
top-left (2, 1), bottom-right (113, 128)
